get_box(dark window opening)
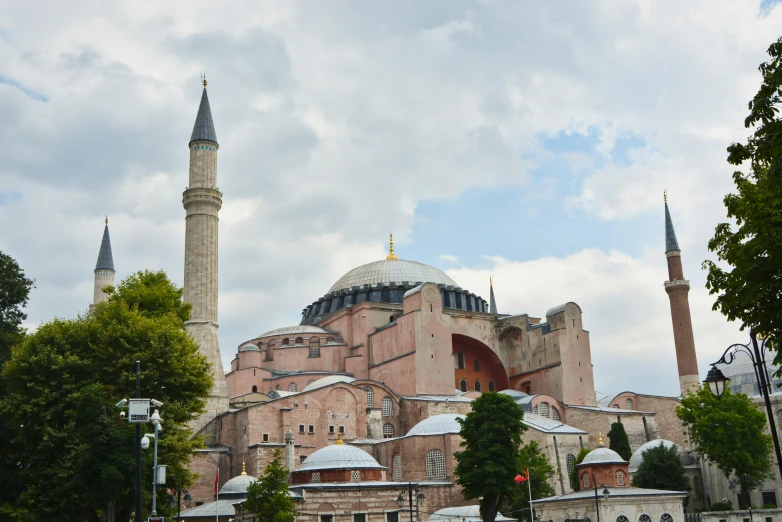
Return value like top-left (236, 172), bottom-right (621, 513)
top-left (459, 379), bottom-right (468, 392)
top-left (308, 425), bottom-right (315, 433)
top-left (474, 381), bottom-right (482, 392)
top-left (474, 359), bottom-right (480, 371)
top-left (457, 352), bottom-right (465, 369)
top-left (252, 385), bottom-right (257, 393)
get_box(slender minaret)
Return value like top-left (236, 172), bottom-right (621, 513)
top-left (93, 216), bottom-right (115, 305)
top-left (489, 276), bottom-right (497, 314)
top-left (183, 76), bottom-right (229, 428)
top-left (663, 192), bottom-right (700, 395)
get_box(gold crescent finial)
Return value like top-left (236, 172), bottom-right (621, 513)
top-left (386, 233), bottom-right (399, 260)
top-left (202, 74), bottom-right (207, 88)
top-left (664, 190), bottom-right (667, 203)
top-left (105, 215), bottom-right (108, 225)
top-left (335, 433), bottom-right (344, 445)
top-left (598, 432), bottom-right (604, 446)
top-left (490, 276), bottom-right (493, 287)
top-left (241, 460), bottom-right (247, 476)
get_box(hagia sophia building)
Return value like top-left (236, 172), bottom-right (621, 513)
top-left (87, 83), bottom-right (782, 520)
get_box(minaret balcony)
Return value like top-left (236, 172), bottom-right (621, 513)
top-left (663, 279), bottom-right (690, 290)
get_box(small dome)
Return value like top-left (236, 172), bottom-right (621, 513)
top-left (298, 443), bottom-right (385, 471)
top-left (328, 259), bottom-right (458, 293)
top-left (221, 473), bottom-right (256, 494)
top-left (580, 446), bottom-right (626, 466)
top-left (628, 439), bottom-right (694, 472)
top-left (239, 343), bottom-right (260, 352)
top-left (257, 325), bottom-right (332, 338)
top-left (407, 414), bottom-right (465, 436)
top-left (302, 375), bottom-right (356, 392)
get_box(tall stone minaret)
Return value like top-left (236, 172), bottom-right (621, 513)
top-left (93, 216), bottom-right (115, 306)
top-left (663, 192), bottom-right (699, 395)
top-left (183, 76), bottom-right (229, 428)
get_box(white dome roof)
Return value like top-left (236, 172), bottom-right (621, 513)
top-left (581, 446), bottom-right (626, 465)
top-left (408, 414), bottom-right (465, 436)
top-left (302, 375), bottom-right (355, 392)
top-left (220, 473), bottom-right (256, 494)
top-left (328, 259), bottom-right (458, 293)
top-left (628, 439), bottom-right (693, 472)
top-left (258, 325), bottom-right (332, 338)
top-left (298, 443), bottom-right (385, 471)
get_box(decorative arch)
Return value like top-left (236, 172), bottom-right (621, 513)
top-left (452, 334), bottom-right (510, 392)
top-left (318, 503), bottom-right (336, 513)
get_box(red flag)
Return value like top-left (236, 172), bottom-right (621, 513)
top-left (515, 469), bottom-right (530, 483)
top-left (214, 468), bottom-right (219, 494)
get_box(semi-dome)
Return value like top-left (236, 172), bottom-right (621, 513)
top-left (580, 446), bottom-right (626, 466)
top-left (302, 375), bottom-right (356, 392)
top-left (628, 439), bottom-right (694, 472)
top-left (407, 414), bottom-right (465, 436)
top-left (298, 442), bottom-right (385, 471)
top-left (257, 325), bottom-right (332, 338)
top-left (328, 259), bottom-right (459, 293)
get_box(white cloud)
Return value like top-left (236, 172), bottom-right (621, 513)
top-left (439, 254), bottom-right (459, 263)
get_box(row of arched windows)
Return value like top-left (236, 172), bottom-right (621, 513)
top-left (458, 379), bottom-right (496, 393)
top-left (614, 515), bottom-right (672, 522)
top-left (366, 388), bottom-right (394, 417)
top-left (612, 398), bottom-right (634, 409)
top-left (532, 401), bottom-right (561, 421)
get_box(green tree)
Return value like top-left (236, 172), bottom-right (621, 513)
top-left (677, 385), bottom-right (772, 507)
top-left (0, 251), bottom-right (34, 364)
top-left (498, 441), bottom-right (556, 522)
top-left (245, 450), bottom-right (295, 522)
top-left (569, 448), bottom-right (590, 492)
top-left (0, 270), bottom-right (212, 522)
top-left (455, 392), bottom-right (528, 522)
top-left (703, 36), bottom-right (782, 348)
top-left (631, 442), bottom-right (690, 492)
top-left (607, 422), bottom-right (632, 461)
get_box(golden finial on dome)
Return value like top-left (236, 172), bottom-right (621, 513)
top-left (664, 190), bottom-right (667, 204)
top-left (241, 460), bottom-right (247, 476)
top-left (386, 234), bottom-right (399, 260)
top-left (202, 74), bottom-right (207, 88)
top-left (598, 432), bottom-right (604, 447)
top-left (335, 433), bottom-right (344, 445)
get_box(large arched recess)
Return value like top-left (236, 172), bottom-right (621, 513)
top-left (452, 334), bottom-right (510, 392)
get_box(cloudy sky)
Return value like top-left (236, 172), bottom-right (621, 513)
top-left (2, 0), bottom-right (780, 399)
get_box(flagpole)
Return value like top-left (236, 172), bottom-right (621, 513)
top-left (527, 470), bottom-right (534, 522)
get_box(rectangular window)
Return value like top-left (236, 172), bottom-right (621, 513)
top-left (354, 515), bottom-right (366, 522)
top-left (763, 491), bottom-right (778, 507)
top-left (320, 517), bottom-right (332, 522)
top-left (300, 455), bottom-right (307, 463)
top-left (308, 425), bottom-right (315, 433)
top-left (457, 352), bottom-right (465, 369)
top-left (262, 433), bottom-right (269, 442)
top-left (299, 424), bottom-right (305, 433)
top-left (339, 426), bottom-right (345, 434)
top-left (387, 512), bottom-right (399, 522)
top-left (329, 425), bottom-right (335, 434)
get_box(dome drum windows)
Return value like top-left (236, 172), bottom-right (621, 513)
top-left (425, 449), bottom-right (446, 480)
top-left (289, 383), bottom-right (298, 392)
top-left (616, 470), bottom-right (625, 486)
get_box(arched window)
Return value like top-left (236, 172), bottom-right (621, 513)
top-left (295, 337), bottom-right (304, 345)
top-left (289, 382), bottom-right (298, 392)
top-left (326, 337), bottom-right (334, 344)
top-left (566, 453), bottom-right (576, 476)
top-left (456, 352), bottom-right (465, 369)
top-left (551, 408), bottom-right (561, 421)
top-left (639, 515), bottom-right (652, 522)
top-left (459, 379), bottom-right (468, 392)
top-left (617, 517), bottom-right (630, 522)
top-left (625, 398), bottom-right (633, 409)
top-left (538, 402), bottom-right (550, 418)
top-left (532, 405), bottom-right (539, 414)
top-left (488, 380), bottom-right (496, 392)
top-left (275, 384), bottom-right (281, 391)
top-left (613, 404), bottom-right (620, 409)
top-left (308, 379), bottom-right (316, 385)
top-left (281, 338), bottom-right (289, 345)
top-left (366, 388), bottom-right (374, 408)
top-left (474, 381), bottom-right (482, 392)
top-left (426, 449), bottom-right (446, 480)
top-left (616, 471), bottom-right (625, 486)
top-left (392, 454), bottom-right (402, 481)
top-left (474, 359), bottom-right (480, 371)
top-left (660, 515), bottom-right (673, 522)
top-left (382, 397), bottom-right (393, 417)
top-left (252, 385), bottom-right (258, 393)
top-left (310, 344), bottom-right (320, 358)
top-left (582, 473), bottom-right (589, 488)
top-left (383, 423), bottom-right (394, 438)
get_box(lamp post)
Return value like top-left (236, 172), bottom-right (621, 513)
top-left (170, 488), bottom-right (193, 520)
top-left (705, 328), bottom-right (782, 484)
top-left (592, 476), bottom-right (610, 522)
top-left (145, 409), bottom-right (164, 516)
top-left (397, 483), bottom-right (425, 522)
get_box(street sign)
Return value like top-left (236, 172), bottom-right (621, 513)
top-left (128, 399), bottom-right (150, 423)
top-left (148, 518), bottom-right (164, 522)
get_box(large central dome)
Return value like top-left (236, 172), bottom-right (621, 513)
top-left (328, 259), bottom-right (458, 293)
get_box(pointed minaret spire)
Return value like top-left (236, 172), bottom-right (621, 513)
top-left (189, 77), bottom-right (218, 146)
top-left (663, 193), bottom-right (699, 395)
top-left (489, 276), bottom-right (498, 314)
top-left (92, 217), bottom-right (115, 306)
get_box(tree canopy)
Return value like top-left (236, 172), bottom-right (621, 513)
top-left (631, 442), bottom-right (690, 493)
top-left (703, 36), bottom-right (782, 352)
top-left (455, 392), bottom-right (528, 522)
top-left (677, 385), bottom-right (771, 504)
top-left (607, 422), bottom-right (632, 461)
top-left (0, 270), bottom-right (212, 522)
top-left (0, 251), bottom-right (34, 364)
top-left (245, 450), bottom-right (295, 522)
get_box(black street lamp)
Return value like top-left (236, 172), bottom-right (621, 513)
top-left (397, 483), bottom-right (425, 522)
top-left (591, 476), bottom-right (610, 522)
top-left (169, 488), bottom-right (192, 520)
top-left (706, 328), bottom-right (782, 484)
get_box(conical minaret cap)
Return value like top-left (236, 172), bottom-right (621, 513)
top-left (95, 222), bottom-right (115, 271)
top-left (489, 276), bottom-right (497, 314)
top-left (189, 83), bottom-right (218, 146)
top-left (664, 192), bottom-right (680, 253)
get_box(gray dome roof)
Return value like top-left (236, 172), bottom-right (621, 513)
top-left (239, 343), bottom-right (260, 352)
top-left (302, 375), bottom-right (355, 392)
top-left (716, 350), bottom-right (782, 397)
top-left (298, 443), bottom-right (385, 471)
top-left (258, 325), bottom-right (332, 338)
top-left (581, 446), bottom-right (626, 466)
top-left (628, 439), bottom-right (694, 472)
top-left (220, 473), bottom-right (256, 494)
top-left (328, 259), bottom-right (458, 293)
top-left (408, 414), bottom-right (464, 436)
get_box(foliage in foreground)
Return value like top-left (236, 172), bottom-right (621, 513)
top-left (0, 250), bottom-right (34, 364)
top-left (607, 421), bottom-right (632, 461)
top-left (631, 441), bottom-right (690, 492)
top-left (245, 450), bottom-right (295, 522)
